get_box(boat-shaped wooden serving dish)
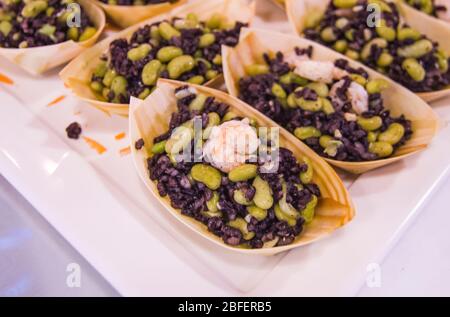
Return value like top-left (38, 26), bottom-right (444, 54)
top-left (222, 28), bottom-right (439, 174)
top-left (92, 0), bottom-right (188, 29)
top-left (60, 0), bottom-right (255, 116)
top-left (285, 0), bottom-right (450, 102)
top-left (0, 0), bottom-right (105, 75)
top-left (129, 79), bottom-right (355, 255)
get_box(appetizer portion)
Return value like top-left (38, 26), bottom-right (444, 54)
top-left (99, 0), bottom-right (177, 5)
top-left (404, 0), bottom-right (450, 22)
top-left (0, 0), bottom-right (97, 48)
top-left (90, 13), bottom-right (246, 104)
top-left (302, 0), bottom-right (450, 92)
top-left (238, 46), bottom-right (412, 162)
top-left (142, 85), bottom-right (321, 249)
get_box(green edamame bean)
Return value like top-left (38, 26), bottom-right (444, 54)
top-left (306, 83), bottom-right (329, 98)
top-left (366, 79), bottom-right (388, 94)
top-left (142, 60), bottom-right (162, 86)
top-left (279, 182), bottom-right (300, 219)
top-left (294, 126), bottom-right (321, 140)
top-left (167, 55), bottom-right (195, 79)
top-left (206, 191), bottom-right (220, 212)
top-left (222, 111), bottom-right (238, 122)
top-left (151, 140), bottom-right (166, 154)
top-left (128, 44), bottom-right (152, 61)
top-left (247, 205), bottom-right (267, 221)
top-left (67, 27), bottom-right (78, 41)
top-left (287, 93), bottom-right (297, 108)
top-left (321, 98), bottom-right (335, 115)
top-left (369, 141), bottom-right (393, 158)
top-left (376, 21), bottom-right (396, 42)
top-left (138, 88), bottom-right (151, 100)
top-left (38, 24), bottom-right (56, 37)
top-left (335, 18), bottom-right (349, 29)
top-left (302, 195), bottom-right (318, 223)
top-left (357, 116), bottom-right (383, 131)
top-left (304, 11), bottom-right (323, 28)
top-left (350, 74), bottom-right (367, 86)
top-left (280, 73), bottom-right (292, 85)
top-left (229, 164), bottom-right (258, 182)
top-left (203, 112), bottom-right (220, 139)
top-left (79, 27), bottom-right (97, 42)
top-left (207, 112), bottom-right (221, 127)
top-left (320, 27), bottom-right (337, 42)
top-left (187, 75), bottom-right (205, 85)
top-left (345, 29), bottom-right (354, 41)
top-left (102, 87), bottom-right (110, 100)
top-left (333, 0), bottom-right (357, 8)
top-left (159, 22), bottom-right (180, 40)
top-left (111, 76), bottom-right (127, 96)
top-left (206, 13), bottom-right (223, 29)
top-left (199, 33), bottom-right (215, 48)
top-left (378, 123), bottom-right (405, 145)
top-left (271, 83), bottom-right (287, 99)
top-left (206, 70), bottom-right (219, 80)
top-left (346, 49), bottom-right (359, 60)
top-left (46, 6), bottom-right (54, 16)
top-left (0, 21), bottom-right (12, 36)
top-left (324, 140), bottom-right (343, 157)
top-left (189, 93), bottom-right (207, 112)
top-left (295, 97), bottom-right (323, 112)
top-left (368, 0), bottom-right (392, 12)
top-left (398, 39), bottom-right (433, 58)
top-left (228, 218), bottom-right (255, 240)
top-left (319, 135), bottom-right (333, 149)
top-left (274, 204), bottom-right (296, 227)
top-left (361, 38), bottom-right (388, 60)
top-left (191, 164), bottom-right (221, 190)
top-left (280, 72), bottom-right (308, 86)
top-left (22, 0), bottom-right (48, 18)
top-left (18, 41), bottom-right (28, 49)
top-left (150, 25), bottom-right (161, 40)
top-left (233, 189), bottom-right (253, 206)
top-left (367, 131), bottom-right (379, 143)
top-left (245, 64), bottom-right (269, 76)
top-left (212, 54), bottom-right (222, 65)
top-left (334, 40), bottom-right (348, 53)
top-left (300, 157), bottom-right (313, 184)
top-left (174, 17), bottom-right (197, 30)
top-left (102, 68), bottom-right (117, 87)
top-left (156, 46), bottom-right (183, 63)
top-left (165, 126), bottom-right (193, 154)
top-left (397, 28), bottom-right (421, 41)
top-left (253, 176), bottom-right (273, 210)
top-left (90, 81), bottom-right (103, 92)
top-left (377, 52), bottom-right (393, 67)
top-left (436, 50), bottom-right (449, 73)
top-left (402, 58), bottom-right (425, 82)
top-left (93, 61), bottom-right (108, 78)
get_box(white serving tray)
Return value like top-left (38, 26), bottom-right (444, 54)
top-left (1, 0), bottom-right (449, 296)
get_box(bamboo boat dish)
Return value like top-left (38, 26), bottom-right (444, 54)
top-left (0, 0), bottom-right (105, 75)
top-left (401, 0), bottom-right (450, 23)
top-left (129, 79), bottom-right (355, 255)
top-left (93, 0), bottom-right (187, 29)
top-left (222, 28), bottom-right (438, 174)
top-left (285, 0), bottom-right (450, 102)
top-left (60, 0), bottom-right (255, 116)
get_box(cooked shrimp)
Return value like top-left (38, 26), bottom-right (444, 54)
top-left (203, 118), bottom-right (259, 173)
top-left (330, 79), bottom-right (369, 115)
